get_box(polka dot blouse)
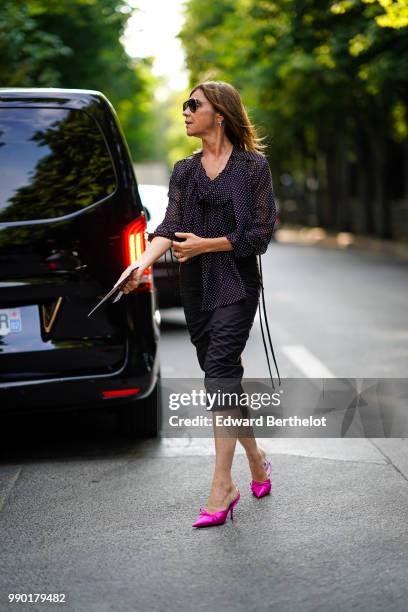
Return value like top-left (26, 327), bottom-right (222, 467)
top-left (149, 146), bottom-right (277, 312)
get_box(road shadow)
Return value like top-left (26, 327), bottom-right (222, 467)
top-left (0, 406), bottom-right (160, 465)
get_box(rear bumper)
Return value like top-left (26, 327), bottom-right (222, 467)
top-left (0, 362), bottom-right (160, 415)
top-left (0, 325), bottom-right (161, 415)
top-left (0, 285), bottom-right (161, 414)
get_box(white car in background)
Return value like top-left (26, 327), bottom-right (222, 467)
top-left (138, 184), bottom-right (182, 308)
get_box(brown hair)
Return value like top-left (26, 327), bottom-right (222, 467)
top-left (190, 80), bottom-right (267, 154)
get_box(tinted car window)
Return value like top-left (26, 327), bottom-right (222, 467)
top-left (0, 107), bottom-right (116, 222)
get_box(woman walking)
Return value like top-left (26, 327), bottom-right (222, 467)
top-left (115, 81), bottom-right (280, 528)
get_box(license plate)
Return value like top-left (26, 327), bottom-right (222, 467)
top-left (0, 308), bottom-right (22, 335)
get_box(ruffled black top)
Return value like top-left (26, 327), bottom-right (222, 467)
top-left (150, 146), bottom-right (281, 386)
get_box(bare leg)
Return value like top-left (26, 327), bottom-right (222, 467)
top-left (238, 433), bottom-right (269, 483)
top-left (205, 409), bottom-right (240, 514)
top-left (205, 406), bottom-right (270, 512)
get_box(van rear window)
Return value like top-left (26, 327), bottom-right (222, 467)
top-left (0, 107), bottom-right (116, 222)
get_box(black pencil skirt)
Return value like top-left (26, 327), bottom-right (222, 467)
top-left (179, 256), bottom-right (260, 414)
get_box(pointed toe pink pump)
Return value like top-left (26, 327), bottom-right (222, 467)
top-left (250, 456), bottom-right (272, 498)
top-left (192, 490), bottom-right (240, 528)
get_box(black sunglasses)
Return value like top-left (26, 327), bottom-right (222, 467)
top-left (182, 98), bottom-right (202, 113)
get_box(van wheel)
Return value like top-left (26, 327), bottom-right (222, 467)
top-left (116, 376), bottom-right (161, 438)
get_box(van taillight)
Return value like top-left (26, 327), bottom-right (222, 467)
top-left (123, 214), bottom-right (153, 292)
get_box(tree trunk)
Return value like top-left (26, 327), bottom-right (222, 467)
top-left (370, 129), bottom-right (392, 239)
top-left (355, 122), bottom-right (374, 235)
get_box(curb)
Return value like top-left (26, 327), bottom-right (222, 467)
top-left (275, 226), bottom-right (408, 261)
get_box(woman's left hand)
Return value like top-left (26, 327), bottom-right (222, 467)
top-left (172, 232), bottom-right (206, 263)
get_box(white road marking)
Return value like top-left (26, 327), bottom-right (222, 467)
top-left (281, 345), bottom-right (336, 378)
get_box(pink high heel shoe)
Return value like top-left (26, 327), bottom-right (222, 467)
top-left (250, 456), bottom-right (272, 498)
top-left (192, 489), bottom-right (240, 528)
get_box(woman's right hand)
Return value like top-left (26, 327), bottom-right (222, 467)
top-left (113, 236), bottom-right (170, 294)
top-left (114, 263), bottom-right (145, 294)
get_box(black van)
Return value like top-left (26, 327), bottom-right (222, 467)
top-left (0, 88), bottom-right (161, 437)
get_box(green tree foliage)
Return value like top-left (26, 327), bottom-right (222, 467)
top-left (179, 0), bottom-right (408, 239)
top-left (0, 0), bottom-right (163, 161)
top-left (163, 90), bottom-right (203, 167)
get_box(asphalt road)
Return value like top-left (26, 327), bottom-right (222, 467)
top-left (1, 242), bottom-right (407, 612)
top-left (160, 240), bottom-right (408, 379)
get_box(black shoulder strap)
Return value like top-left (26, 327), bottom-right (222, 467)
top-left (239, 151), bottom-right (281, 389)
top-left (257, 253), bottom-right (281, 390)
